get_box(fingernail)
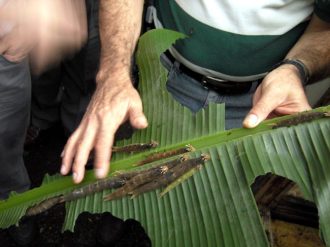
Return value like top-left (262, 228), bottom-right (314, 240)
top-left (95, 168), bottom-right (106, 179)
top-left (245, 114), bottom-right (259, 128)
top-left (60, 150), bottom-right (65, 157)
top-left (72, 172), bottom-right (78, 182)
top-left (137, 116), bottom-right (148, 128)
top-left (60, 165), bottom-right (66, 174)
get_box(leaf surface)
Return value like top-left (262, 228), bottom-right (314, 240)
top-left (0, 29), bottom-right (329, 247)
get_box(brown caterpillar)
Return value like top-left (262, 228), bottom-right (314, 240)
top-left (131, 154), bottom-right (210, 198)
top-left (103, 166), bottom-right (168, 201)
top-left (112, 155), bottom-right (187, 181)
top-left (26, 196), bottom-right (64, 216)
top-left (26, 177), bottom-right (128, 216)
top-left (272, 111), bottom-right (330, 129)
top-left (63, 177), bottom-right (127, 202)
top-left (112, 140), bottom-right (158, 153)
top-left (104, 155), bottom-right (188, 201)
top-left (160, 154), bottom-right (210, 196)
top-left (135, 144), bottom-right (195, 166)
top-left (88, 141), bottom-right (159, 162)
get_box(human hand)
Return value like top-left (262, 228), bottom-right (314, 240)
top-left (60, 75), bottom-right (148, 184)
top-left (0, 0), bottom-right (87, 69)
top-left (243, 64), bottom-right (311, 128)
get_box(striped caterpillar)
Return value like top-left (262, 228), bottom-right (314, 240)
top-left (103, 154), bottom-right (209, 201)
top-left (136, 144), bottom-right (195, 166)
top-left (25, 196), bottom-right (64, 217)
top-left (112, 140), bottom-right (158, 153)
top-left (272, 111), bottom-right (329, 129)
top-left (104, 155), bottom-right (188, 201)
top-left (26, 176), bottom-right (128, 216)
top-left (131, 154), bottom-right (210, 198)
top-left (88, 140), bottom-right (159, 162)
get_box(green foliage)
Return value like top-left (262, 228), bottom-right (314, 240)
top-left (0, 29), bottom-right (329, 247)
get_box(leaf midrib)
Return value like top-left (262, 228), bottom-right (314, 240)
top-left (1, 107), bottom-right (328, 211)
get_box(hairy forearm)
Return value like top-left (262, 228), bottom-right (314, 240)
top-left (97, 0), bottom-right (144, 83)
top-left (286, 14), bottom-right (330, 82)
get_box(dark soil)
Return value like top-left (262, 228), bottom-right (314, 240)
top-left (0, 124), bottom-right (151, 247)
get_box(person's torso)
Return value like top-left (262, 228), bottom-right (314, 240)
top-left (154, 0), bottom-right (314, 81)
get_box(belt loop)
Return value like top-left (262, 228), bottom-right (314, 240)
top-left (174, 61), bottom-right (181, 70)
top-left (142, 1), bottom-right (156, 32)
top-left (145, 6), bottom-right (154, 25)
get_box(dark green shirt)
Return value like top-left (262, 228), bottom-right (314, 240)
top-left (154, 0), bottom-right (329, 80)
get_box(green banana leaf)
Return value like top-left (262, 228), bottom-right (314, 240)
top-left (0, 29), bottom-right (329, 247)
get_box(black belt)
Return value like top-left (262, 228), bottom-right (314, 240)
top-left (165, 52), bottom-right (259, 94)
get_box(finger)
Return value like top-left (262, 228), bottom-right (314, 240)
top-left (61, 126), bottom-right (84, 175)
top-left (72, 166), bottom-right (85, 185)
top-left (71, 122), bottom-right (98, 184)
top-left (243, 90), bottom-right (280, 128)
top-left (128, 106), bottom-right (148, 129)
top-left (93, 122), bottom-right (118, 179)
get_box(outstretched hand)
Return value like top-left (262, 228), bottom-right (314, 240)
top-left (60, 75), bottom-right (148, 184)
top-left (243, 64), bottom-right (311, 128)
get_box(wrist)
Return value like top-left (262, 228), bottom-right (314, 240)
top-left (96, 67), bottom-right (132, 86)
top-left (270, 59), bottom-right (310, 86)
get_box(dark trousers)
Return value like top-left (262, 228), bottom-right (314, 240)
top-left (161, 54), bottom-right (257, 129)
top-left (0, 57), bottom-right (31, 199)
top-left (0, 0), bottom-right (100, 199)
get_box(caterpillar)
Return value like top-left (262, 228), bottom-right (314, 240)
top-left (26, 176), bottom-right (128, 216)
top-left (25, 196), bottom-right (64, 216)
top-left (63, 177), bottom-right (127, 202)
top-left (131, 154), bottom-right (210, 198)
top-left (103, 166), bottom-right (168, 201)
top-left (88, 140), bottom-right (159, 162)
top-left (272, 111), bottom-right (329, 129)
top-left (112, 140), bottom-right (158, 153)
top-left (136, 144), bottom-right (195, 166)
top-left (160, 154), bottom-right (210, 196)
top-left (103, 156), bottom-right (188, 201)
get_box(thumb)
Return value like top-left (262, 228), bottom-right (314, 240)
top-left (243, 92), bottom-right (278, 128)
top-left (128, 106), bottom-right (148, 129)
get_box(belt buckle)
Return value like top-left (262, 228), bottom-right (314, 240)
top-left (201, 76), bottom-right (252, 94)
top-left (204, 76), bottom-right (228, 83)
top-left (202, 76), bottom-right (232, 89)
